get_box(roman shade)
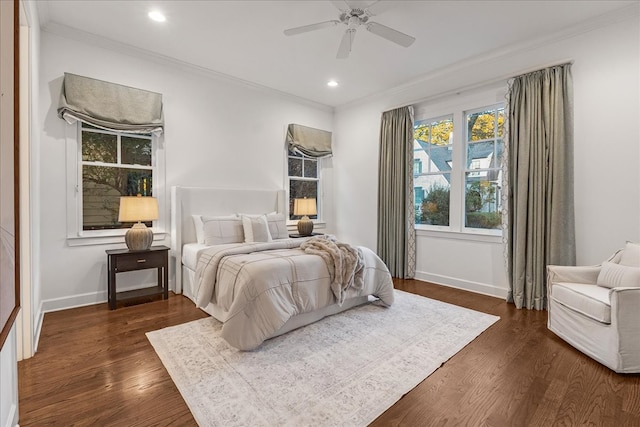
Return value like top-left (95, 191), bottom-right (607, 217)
top-left (57, 73), bottom-right (164, 135)
top-left (286, 124), bottom-right (332, 158)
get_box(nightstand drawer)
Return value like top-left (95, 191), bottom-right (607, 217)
top-left (114, 250), bottom-right (165, 271)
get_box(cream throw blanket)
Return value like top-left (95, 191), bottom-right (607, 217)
top-left (300, 235), bottom-right (364, 305)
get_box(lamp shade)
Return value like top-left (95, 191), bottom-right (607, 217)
top-left (293, 198), bottom-right (317, 216)
top-left (119, 196), bottom-right (158, 251)
top-left (118, 196), bottom-right (158, 223)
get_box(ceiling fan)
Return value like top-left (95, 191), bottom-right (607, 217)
top-left (283, 0), bottom-right (416, 59)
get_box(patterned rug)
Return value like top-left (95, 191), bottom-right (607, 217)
top-left (147, 290), bottom-right (499, 426)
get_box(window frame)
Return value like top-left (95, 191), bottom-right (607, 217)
top-left (285, 148), bottom-right (324, 226)
top-left (413, 114), bottom-right (454, 231)
top-left (65, 122), bottom-right (167, 246)
top-left (462, 103), bottom-right (505, 235)
top-left (413, 95), bottom-right (505, 238)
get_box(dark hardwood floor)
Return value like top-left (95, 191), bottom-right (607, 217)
top-left (18, 280), bottom-right (640, 426)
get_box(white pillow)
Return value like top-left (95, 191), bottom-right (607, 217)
top-left (597, 261), bottom-right (640, 288)
top-left (241, 215), bottom-right (272, 243)
top-left (620, 241), bottom-right (640, 267)
top-left (266, 213), bottom-right (289, 240)
top-left (202, 215), bottom-right (244, 245)
top-left (192, 215), bottom-right (205, 244)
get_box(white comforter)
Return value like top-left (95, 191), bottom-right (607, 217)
top-left (193, 238), bottom-right (394, 350)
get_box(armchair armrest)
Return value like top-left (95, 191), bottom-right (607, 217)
top-left (547, 264), bottom-right (601, 285)
top-left (610, 287), bottom-right (640, 371)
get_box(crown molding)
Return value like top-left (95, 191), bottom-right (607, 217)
top-left (33, 0), bottom-right (49, 27)
top-left (335, 2), bottom-right (640, 112)
top-left (40, 21), bottom-right (334, 114)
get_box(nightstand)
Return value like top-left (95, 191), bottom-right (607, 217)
top-left (106, 245), bottom-right (169, 310)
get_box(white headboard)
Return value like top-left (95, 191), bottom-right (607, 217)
top-left (170, 186), bottom-right (286, 293)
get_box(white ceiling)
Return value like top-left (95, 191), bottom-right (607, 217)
top-left (37, 0), bottom-right (635, 108)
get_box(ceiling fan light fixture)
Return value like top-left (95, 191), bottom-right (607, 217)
top-left (148, 11), bottom-right (166, 23)
top-left (327, 80), bottom-right (339, 87)
top-left (283, 1), bottom-right (415, 58)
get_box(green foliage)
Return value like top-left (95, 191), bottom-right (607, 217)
top-left (465, 181), bottom-right (496, 213)
top-left (420, 184), bottom-right (450, 226)
top-left (417, 181), bottom-right (502, 229)
top-left (466, 212), bottom-right (502, 229)
top-left (465, 181), bottom-right (500, 229)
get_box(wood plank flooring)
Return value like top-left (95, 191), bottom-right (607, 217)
top-left (18, 280), bottom-right (640, 426)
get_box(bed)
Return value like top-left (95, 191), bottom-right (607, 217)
top-left (170, 186), bottom-right (394, 350)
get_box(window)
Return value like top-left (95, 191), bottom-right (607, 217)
top-left (66, 122), bottom-right (166, 245)
top-left (464, 106), bottom-right (504, 230)
top-left (413, 102), bottom-right (504, 234)
top-left (80, 124), bottom-right (154, 230)
top-left (287, 147), bottom-right (319, 221)
top-left (413, 116), bottom-right (453, 226)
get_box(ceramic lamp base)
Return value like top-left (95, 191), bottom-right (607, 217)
top-left (125, 222), bottom-right (153, 251)
top-left (297, 216), bottom-right (314, 236)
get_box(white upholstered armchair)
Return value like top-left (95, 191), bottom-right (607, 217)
top-left (547, 242), bottom-right (640, 373)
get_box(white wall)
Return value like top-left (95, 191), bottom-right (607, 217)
top-left (334, 9), bottom-right (640, 297)
top-left (38, 30), bottom-right (334, 310)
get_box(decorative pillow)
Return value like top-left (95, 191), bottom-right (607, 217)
top-left (202, 215), bottom-right (244, 245)
top-left (192, 215), bottom-right (205, 244)
top-left (241, 215), bottom-right (272, 243)
top-left (266, 213), bottom-right (289, 239)
top-left (596, 261), bottom-right (640, 289)
top-left (620, 241), bottom-right (640, 267)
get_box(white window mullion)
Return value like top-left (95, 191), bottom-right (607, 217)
top-left (116, 133), bottom-right (122, 165)
top-left (449, 110), bottom-right (464, 232)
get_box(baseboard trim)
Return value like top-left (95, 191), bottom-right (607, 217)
top-left (33, 302), bottom-right (44, 353)
top-left (4, 403), bottom-right (17, 427)
top-left (414, 271), bottom-right (508, 299)
top-left (41, 279), bottom-right (176, 313)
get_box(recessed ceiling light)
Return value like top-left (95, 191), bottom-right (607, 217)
top-left (148, 11), bottom-right (166, 23)
top-left (327, 80), bottom-right (339, 87)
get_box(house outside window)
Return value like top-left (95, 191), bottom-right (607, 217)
top-left (413, 102), bottom-right (505, 234)
top-left (287, 147), bottom-right (319, 221)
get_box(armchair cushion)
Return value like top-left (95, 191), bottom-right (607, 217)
top-left (551, 282), bottom-right (611, 324)
top-left (620, 241), bottom-right (640, 267)
top-left (596, 262), bottom-right (640, 289)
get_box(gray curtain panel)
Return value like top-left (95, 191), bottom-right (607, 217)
top-left (286, 124), bottom-right (333, 158)
top-left (506, 64), bottom-right (576, 310)
top-left (58, 73), bottom-right (164, 134)
top-left (377, 106), bottom-right (416, 278)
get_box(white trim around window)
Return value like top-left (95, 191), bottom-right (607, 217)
top-left (65, 122), bottom-right (168, 246)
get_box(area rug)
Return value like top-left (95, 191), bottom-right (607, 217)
top-left (146, 290), bottom-right (499, 426)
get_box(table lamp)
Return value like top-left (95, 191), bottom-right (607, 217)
top-left (293, 198), bottom-right (317, 236)
top-left (118, 195), bottom-right (158, 251)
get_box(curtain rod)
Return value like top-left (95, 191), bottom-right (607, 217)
top-left (387, 59), bottom-right (574, 112)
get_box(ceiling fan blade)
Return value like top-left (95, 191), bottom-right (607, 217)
top-left (284, 20), bottom-right (340, 36)
top-left (336, 29), bottom-right (356, 59)
top-left (331, 0), bottom-right (350, 12)
top-left (364, 1), bottom-right (391, 17)
top-left (365, 22), bottom-right (415, 47)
